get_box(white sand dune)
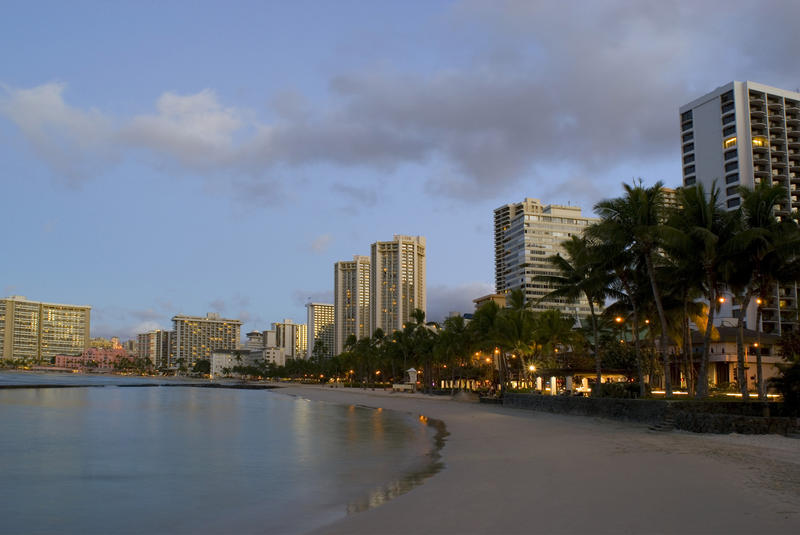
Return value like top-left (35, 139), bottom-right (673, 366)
top-left (274, 384), bottom-right (800, 535)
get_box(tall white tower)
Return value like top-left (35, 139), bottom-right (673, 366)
top-left (680, 81), bottom-right (800, 334)
top-left (370, 235), bottom-right (426, 334)
top-left (334, 255), bottom-right (371, 355)
top-left (493, 199), bottom-right (597, 315)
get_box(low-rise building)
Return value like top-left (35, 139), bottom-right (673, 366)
top-left (54, 347), bottom-right (132, 372)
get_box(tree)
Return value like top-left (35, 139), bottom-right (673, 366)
top-left (595, 180), bottom-right (676, 395)
top-left (733, 182), bottom-right (800, 399)
top-left (193, 359), bottom-right (211, 374)
top-left (539, 234), bottom-right (611, 389)
top-left (670, 182), bottom-right (738, 398)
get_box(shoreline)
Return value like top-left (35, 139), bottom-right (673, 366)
top-left (275, 384), bottom-right (800, 535)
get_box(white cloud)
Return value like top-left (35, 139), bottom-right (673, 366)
top-left (0, 82), bottom-right (115, 184)
top-left (120, 89), bottom-right (243, 170)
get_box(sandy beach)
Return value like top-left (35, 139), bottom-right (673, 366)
top-left (274, 384), bottom-right (800, 535)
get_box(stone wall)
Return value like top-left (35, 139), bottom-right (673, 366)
top-left (501, 394), bottom-right (798, 435)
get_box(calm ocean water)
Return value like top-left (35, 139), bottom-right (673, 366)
top-left (0, 373), bottom-right (441, 534)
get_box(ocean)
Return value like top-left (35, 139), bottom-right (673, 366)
top-left (0, 373), bottom-right (442, 534)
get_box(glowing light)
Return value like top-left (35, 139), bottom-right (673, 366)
top-left (615, 316), bottom-right (623, 323)
top-left (528, 365), bottom-right (535, 372)
top-left (756, 298), bottom-right (763, 305)
top-left (724, 136), bottom-right (737, 149)
top-left (485, 357), bottom-right (491, 363)
top-left (718, 297), bottom-right (726, 304)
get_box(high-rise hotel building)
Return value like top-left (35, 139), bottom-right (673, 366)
top-left (680, 81), bottom-right (800, 333)
top-left (370, 235), bottom-right (426, 334)
top-left (137, 329), bottom-right (174, 368)
top-left (334, 255), bottom-right (371, 355)
top-left (272, 318), bottom-right (307, 360)
top-left (172, 313), bottom-right (241, 367)
top-left (306, 302), bottom-right (334, 360)
top-left (0, 295), bottom-right (91, 362)
top-left (494, 200), bottom-right (597, 315)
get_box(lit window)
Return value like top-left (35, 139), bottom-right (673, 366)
top-left (752, 136), bottom-right (767, 147)
top-left (724, 137), bottom-right (737, 149)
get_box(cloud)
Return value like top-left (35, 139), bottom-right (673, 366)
top-left (0, 82), bottom-right (115, 184)
top-left (120, 89), bottom-right (243, 171)
top-left (310, 233), bottom-right (333, 253)
top-left (210, 299), bottom-right (226, 312)
top-left (2, 1), bottom-right (799, 200)
top-left (426, 281), bottom-right (494, 323)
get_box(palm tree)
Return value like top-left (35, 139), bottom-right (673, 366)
top-left (670, 182), bottom-right (738, 398)
top-left (737, 182), bottom-right (800, 398)
top-left (595, 180), bottom-right (676, 395)
top-left (538, 234), bottom-right (611, 388)
top-left (494, 289), bottom-right (536, 385)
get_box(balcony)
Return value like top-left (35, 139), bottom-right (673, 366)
top-left (768, 100), bottom-right (783, 111)
top-left (754, 167), bottom-right (770, 179)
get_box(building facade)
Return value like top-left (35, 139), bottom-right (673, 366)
top-left (494, 200), bottom-right (597, 315)
top-left (306, 302), bottom-right (334, 360)
top-left (370, 235), bottom-right (426, 335)
top-left (55, 347), bottom-right (131, 372)
top-left (172, 313), bottom-right (241, 368)
top-left (272, 319), bottom-right (307, 360)
top-left (136, 330), bottom-right (174, 368)
top-left (680, 81), bottom-right (800, 333)
top-left (0, 296), bottom-right (91, 362)
top-left (334, 255), bottom-right (371, 355)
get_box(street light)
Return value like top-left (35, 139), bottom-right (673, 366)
top-left (528, 364), bottom-right (535, 372)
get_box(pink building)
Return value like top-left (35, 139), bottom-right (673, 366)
top-left (54, 347), bottom-right (132, 372)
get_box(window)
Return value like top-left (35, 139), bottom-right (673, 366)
top-left (724, 149), bottom-right (737, 161)
top-left (726, 185), bottom-right (739, 196)
top-left (683, 142), bottom-right (694, 153)
top-left (681, 110), bottom-right (693, 122)
top-left (722, 114), bottom-right (736, 125)
top-left (722, 102), bottom-right (735, 113)
top-left (725, 161), bottom-right (739, 172)
top-left (727, 197), bottom-right (740, 208)
top-left (726, 173), bottom-right (739, 184)
top-left (683, 132), bottom-right (694, 142)
top-left (723, 125), bottom-right (736, 136)
top-left (724, 136), bottom-right (737, 149)
top-left (752, 136), bottom-right (767, 147)
top-left (682, 121), bottom-right (693, 132)
top-left (684, 154), bottom-right (695, 164)
top-left (684, 176), bottom-right (696, 186)
top-left (684, 164), bottom-right (695, 174)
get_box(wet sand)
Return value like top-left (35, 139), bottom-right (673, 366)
top-left (275, 384), bottom-right (800, 535)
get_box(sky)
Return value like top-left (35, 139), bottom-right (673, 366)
top-left (2, 0), bottom-right (799, 340)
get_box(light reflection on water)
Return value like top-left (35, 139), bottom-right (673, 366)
top-left (0, 379), bottom-right (444, 534)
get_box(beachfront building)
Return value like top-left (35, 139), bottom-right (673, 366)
top-left (55, 347), bottom-right (131, 372)
top-left (0, 295), bottom-right (91, 362)
top-left (172, 313), bottom-right (242, 368)
top-left (689, 326), bottom-right (782, 390)
top-left (370, 235), bottom-right (426, 335)
top-left (334, 255), bottom-right (371, 355)
top-left (272, 319), bottom-right (307, 360)
top-left (494, 200), bottom-right (597, 315)
top-left (137, 329), bottom-right (174, 368)
top-left (680, 81), bottom-right (800, 334)
top-left (306, 302), bottom-right (334, 360)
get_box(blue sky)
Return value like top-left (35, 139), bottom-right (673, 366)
top-left (2, 0), bottom-right (799, 339)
